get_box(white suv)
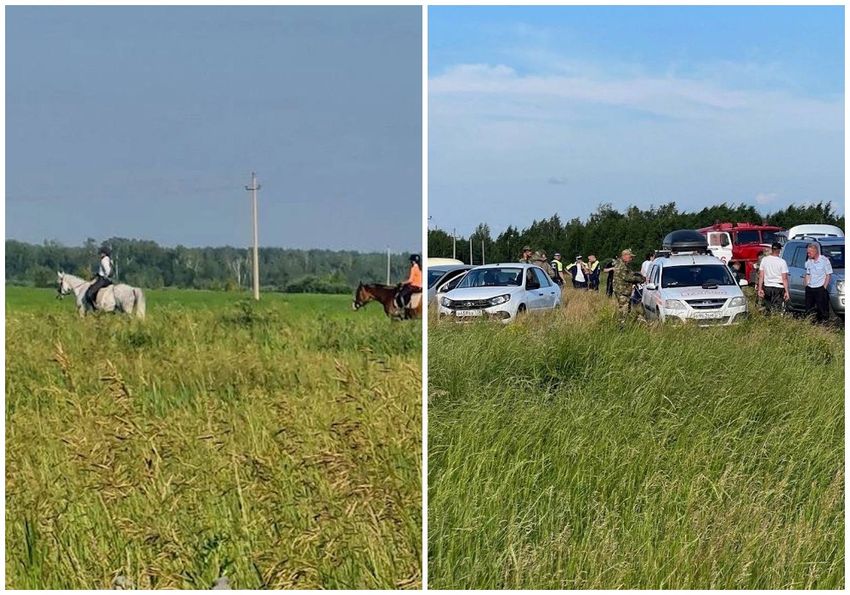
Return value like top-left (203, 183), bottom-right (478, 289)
top-left (642, 253), bottom-right (748, 325)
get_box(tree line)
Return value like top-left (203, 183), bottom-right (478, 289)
top-left (7, 237), bottom-right (415, 293)
top-left (429, 201), bottom-right (845, 266)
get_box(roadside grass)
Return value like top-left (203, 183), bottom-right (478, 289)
top-left (6, 287), bottom-right (421, 589)
top-left (428, 287), bottom-right (843, 589)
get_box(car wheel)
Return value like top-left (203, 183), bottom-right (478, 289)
top-left (516, 304), bottom-right (527, 318)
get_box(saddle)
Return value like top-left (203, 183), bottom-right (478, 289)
top-left (394, 288), bottom-right (422, 310)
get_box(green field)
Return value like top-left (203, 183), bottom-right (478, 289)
top-left (428, 289), bottom-right (843, 589)
top-left (6, 287), bottom-right (422, 589)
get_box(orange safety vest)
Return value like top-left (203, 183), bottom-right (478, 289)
top-left (406, 264), bottom-right (422, 288)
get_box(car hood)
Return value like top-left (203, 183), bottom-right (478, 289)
top-left (658, 285), bottom-right (743, 299)
top-left (444, 286), bottom-right (522, 300)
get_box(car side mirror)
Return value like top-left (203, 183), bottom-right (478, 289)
top-left (645, 283), bottom-right (657, 291)
top-left (739, 279), bottom-right (748, 287)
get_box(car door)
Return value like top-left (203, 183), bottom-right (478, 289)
top-left (523, 268), bottom-right (543, 310)
top-left (532, 267), bottom-right (559, 308)
top-left (707, 232), bottom-right (733, 264)
top-left (642, 264), bottom-right (661, 317)
top-left (785, 245), bottom-right (808, 309)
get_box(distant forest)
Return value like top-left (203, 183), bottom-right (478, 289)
top-left (7, 238), bottom-right (415, 293)
top-left (429, 201), bottom-right (845, 265)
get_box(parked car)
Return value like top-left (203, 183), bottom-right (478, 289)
top-left (780, 237), bottom-right (845, 319)
top-left (438, 263), bottom-right (561, 322)
top-left (427, 264), bottom-right (472, 305)
top-left (643, 230), bottom-right (749, 326)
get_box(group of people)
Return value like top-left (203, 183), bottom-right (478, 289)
top-left (519, 246), bottom-right (605, 290)
top-left (754, 241), bottom-right (833, 323)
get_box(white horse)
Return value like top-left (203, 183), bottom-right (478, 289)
top-left (57, 272), bottom-right (146, 319)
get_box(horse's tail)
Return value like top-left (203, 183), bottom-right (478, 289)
top-left (133, 287), bottom-right (146, 319)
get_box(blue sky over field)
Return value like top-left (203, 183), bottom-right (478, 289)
top-left (7, 6), bottom-right (421, 251)
top-left (429, 6), bottom-right (844, 236)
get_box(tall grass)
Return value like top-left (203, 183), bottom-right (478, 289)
top-left (6, 288), bottom-right (421, 589)
top-left (428, 288), bottom-right (843, 589)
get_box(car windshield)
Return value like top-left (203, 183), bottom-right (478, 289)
top-left (735, 230), bottom-right (760, 244)
top-left (761, 231), bottom-right (781, 244)
top-left (457, 267), bottom-right (523, 288)
top-left (822, 245), bottom-right (845, 269)
top-left (661, 264), bottom-right (736, 288)
top-left (428, 269), bottom-right (449, 288)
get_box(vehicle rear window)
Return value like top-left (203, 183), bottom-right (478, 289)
top-left (458, 267), bottom-right (523, 288)
top-left (661, 264), bottom-right (736, 288)
top-left (761, 231), bottom-right (780, 244)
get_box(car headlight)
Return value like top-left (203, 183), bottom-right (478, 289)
top-left (837, 280), bottom-right (845, 294)
top-left (440, 297), bottom-right (453, 308)
top-left (663, 299), bottom-right (686, 310)
top-left (488, 294), bottom-right (511, 306)
top-left (729, 296), bottom-right (746, 307)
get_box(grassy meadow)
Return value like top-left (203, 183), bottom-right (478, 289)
top-left (428, 288), bottom-right (843, 589)
top-left (6, 287), bottom-right (421, 589)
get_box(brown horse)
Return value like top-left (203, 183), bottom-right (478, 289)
top-left (352, 282), bottom-right (421, 320)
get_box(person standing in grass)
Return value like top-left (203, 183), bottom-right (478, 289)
top-left (613, 248), bottom-right (644, 322)
top-left (757, 242), bottom-right (790, 315)
top-left (804, 242), bottom-right (832, 323)
top-left (603, 258), bottom-right (616, 297)
top-left (550, 252), bottom-right (566, 286)
top-left (640, 251), bottom-right (655, 283)
top-left (568, 255), bottom-right (589, 289)
top-left (586, 254), bottom-right (601, 290)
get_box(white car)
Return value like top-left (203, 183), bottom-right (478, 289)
top-left (438, 263), bottom-right (561, 322)
top-left (642, 253), bottom-right (748, 326)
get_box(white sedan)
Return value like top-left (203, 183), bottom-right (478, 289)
top-left (438, 263), bottom-right (561, 323)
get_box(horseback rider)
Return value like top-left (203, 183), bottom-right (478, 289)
top-left (85, 245), bottom-right (113, 311)
top-left (396, 253), bottom-right (422, 309)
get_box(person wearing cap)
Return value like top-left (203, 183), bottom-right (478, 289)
top-left (612, 248), bottom-right (644, 322)
top-left (586, 254), bottom-right (601, 291)
top-left (567, 254), bottom-right (589, 289)
top-left (85, 245), bottom-right (113, 311)
top-left (803, 242), bottom-right (832, 323)
top-left (519, 246), bottom-right (533, 263)
top-left (396, 253), bottom-right (422, 310)
top-left (757, 242), bottom-right (789, 316)
top-left (531, 250), bottom-right (555, 278)
top-left (550, 252), bottom-right (566, 286)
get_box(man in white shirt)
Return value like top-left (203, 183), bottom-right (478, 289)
top-left (85, 245), bottom-right (113, 311)
top-left (640, 252), bottom-right (654, 283)
top-left (757, 242), bottom-right (789, 315)
top-left (568, 255), bottom-right (588, 289)
top-left (804, 242), bottom-right (833, 323)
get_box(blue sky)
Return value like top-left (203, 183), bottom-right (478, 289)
top-left (7, 6), bottom-right (422, 251)
top-left (429, 6), bottom-right (844, 236)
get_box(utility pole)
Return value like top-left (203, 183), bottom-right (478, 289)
top-left (452, 228), bottom-right (456, 260)
top-left (386, 246), bottom-right (391, 285)
top-left (245, 172), bottom-right (261, 301)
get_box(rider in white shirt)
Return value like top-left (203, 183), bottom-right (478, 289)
top-left (85, 246), bottom-right (113, 310)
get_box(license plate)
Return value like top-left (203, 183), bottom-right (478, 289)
top-left (691, 311), bottom-right (724, 320)
top-left (455, 309), bottom-right (482, 317)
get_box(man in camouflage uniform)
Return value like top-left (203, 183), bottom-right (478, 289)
top-left (519, 246), bottom-right (533, 263)
top-left (612, 248), bottom-right (644, 322)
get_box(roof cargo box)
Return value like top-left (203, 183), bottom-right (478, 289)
top-left (662, 230), bottom-right (709, 253)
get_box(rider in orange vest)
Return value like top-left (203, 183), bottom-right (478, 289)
top-left (396, 253), bottom-right (422, 308)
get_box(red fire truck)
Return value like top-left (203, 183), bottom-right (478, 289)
top-left (697, 222), bottom-right (785, 282)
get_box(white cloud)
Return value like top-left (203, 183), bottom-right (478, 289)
top-left (755, 192), bottom-right (778, 205)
